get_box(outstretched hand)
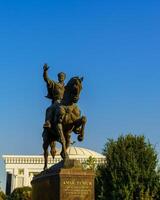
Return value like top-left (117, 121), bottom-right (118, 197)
top-left (43, 63), bottom-right (49, 71)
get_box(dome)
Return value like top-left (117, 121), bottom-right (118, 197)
top-left (56, 146), bottom-right (105, 159)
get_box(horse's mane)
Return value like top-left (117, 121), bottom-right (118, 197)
top-left (65, 76), bottom-right (81, 89)
top-left (63, 77), bottom-right (82, 104)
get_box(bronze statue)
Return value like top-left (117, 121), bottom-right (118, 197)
top-left (43, 64), bottom-right (66, 128)
top-left (42, 64), bottom-right (86, 170)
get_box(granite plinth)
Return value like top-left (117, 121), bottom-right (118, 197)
top-left (31, 159), bottom-right (95, 200)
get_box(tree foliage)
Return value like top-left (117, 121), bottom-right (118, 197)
top-left (82, 156), bottom-right (96, 170)
top-left (96, 134), bottom-right (160, 200)
top-left (8, 187), bottom-right (32, 200)
top-left (0, 190), bottom-right (6, 200)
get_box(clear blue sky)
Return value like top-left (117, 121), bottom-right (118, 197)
top-left (0, 0), bottom-right (160, 190)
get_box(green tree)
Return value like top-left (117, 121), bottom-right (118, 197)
top-left (0, 190), bottom-right (6, 200)
top-left (8, 187), bottom-right (32, 200)
top-left (96, 134), bottom-right (160, 200)
top-left (82, 156), bottom-right (96, 170)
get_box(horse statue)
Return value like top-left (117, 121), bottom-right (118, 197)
top-left (42, 76), bottom-right (87, 170)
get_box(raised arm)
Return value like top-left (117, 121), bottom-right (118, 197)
top-left (43, 63), bottom-right (53, 85)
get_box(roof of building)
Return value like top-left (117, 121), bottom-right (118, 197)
top-left (64, 146), bottom-right (105, 159)
top-left (3, 146), bottom-right (105, 160)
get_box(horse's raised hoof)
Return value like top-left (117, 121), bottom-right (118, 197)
top-left (78, 135), bottom-right (83, 141)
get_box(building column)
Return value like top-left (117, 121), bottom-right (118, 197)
top-left (13, 167), bottom-right (18, 190)
top-left (24, 167), bottom-right (29, 186)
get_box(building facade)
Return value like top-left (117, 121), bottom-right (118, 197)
top-left (3, 146), bottom-right (105, 194)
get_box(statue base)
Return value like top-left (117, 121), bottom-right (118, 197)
top-left (31, 159), bottom-right (95, 200)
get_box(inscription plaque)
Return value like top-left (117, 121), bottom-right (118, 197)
top-left (60, 175), bottom-right (94, 200)
top-left (32, 160), bottom-right (95, 200)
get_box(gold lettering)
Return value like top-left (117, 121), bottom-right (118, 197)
top-left (63, 179), bottom-right (92, 197)
top-left (63, 180), bottom-right (75, 185)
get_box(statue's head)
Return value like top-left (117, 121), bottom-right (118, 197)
top-left (65, 77), bottom-right (83, 103)
top-left (58, 72), bottom-right (66, 83)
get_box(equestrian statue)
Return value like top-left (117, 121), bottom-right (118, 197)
top-left (42, 64), bottom-right (87, 170)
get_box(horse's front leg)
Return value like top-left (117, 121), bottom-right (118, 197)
top-left (73, 116), bottom-right (87, 141)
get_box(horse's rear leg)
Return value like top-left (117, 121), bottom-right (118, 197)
top-left (65, 133), bottom-right (71, 149)
top-left (56, 123), bottom-right (68, 160)
top-left (43, 141), bottom-right (49, 170)
top-left (50, 141), bottom-right (56, 161)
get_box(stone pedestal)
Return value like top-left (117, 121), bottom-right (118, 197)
top-left (31, 159), bottom-right (95, 200)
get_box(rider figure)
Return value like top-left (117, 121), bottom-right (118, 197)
top-left (43, 64), bottom-right (66, 128)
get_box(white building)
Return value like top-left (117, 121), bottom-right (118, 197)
top-left (2, 146), bottom-right (105, 194)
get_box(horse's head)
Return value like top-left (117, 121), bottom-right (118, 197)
top-left (65, 77), bottom-right (83, 103)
